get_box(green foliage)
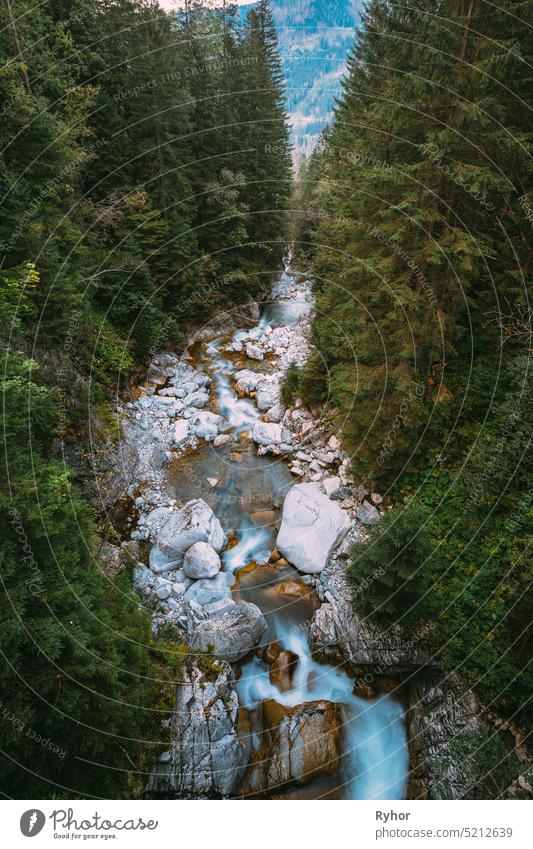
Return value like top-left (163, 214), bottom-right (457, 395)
top-left (280, 361), bottom-right (303, 406)
top-left (305, 0), bottom-right (532, 724)
top-left (0, 0), bottom-right (292, 799)
top-left (0, 351), bottom-right (164, 798)
top-left (347, 504), bottom-right (434, 626)
top-left (438, 728), bottom-right (525, 800)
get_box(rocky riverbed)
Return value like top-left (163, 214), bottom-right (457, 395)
top-left (105, 259), bottom-right (485, 800)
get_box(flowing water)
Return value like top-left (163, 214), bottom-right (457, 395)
top-left (166, 272), bottom-right (409, 799)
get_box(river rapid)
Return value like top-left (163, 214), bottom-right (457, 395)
top-left (160, 263), bottom-right (409, 800)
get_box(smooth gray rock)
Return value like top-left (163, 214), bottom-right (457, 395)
top-left (188, 600), bottom-right (266, 662)
top-left (184, 571), bottom-right (232, 606)
top-left (149, 545), bottom-right (182, 573)
top-left (251, 421), bottom-right (282, 446)
top-left (276, 482), bottom-right (351, 574)
top-left (157, 499), bottom-right (226, 562)
top-left (182, 541), bottom-right (221, 579)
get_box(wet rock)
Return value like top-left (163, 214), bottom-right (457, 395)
top-left (184, 571), bottom-right (232, 605)
top-left (188, 600), bottom-right (267, 662)
top-left (276, 482), bottom-right (351, 574)
top-left (213, 434), bottom-right (231, 448)
top-left (189, 410), bottom-right (224, 441)
top-left (183, 541), bottom-right (222, 579)
top-left (269, 650), bottom-right (298, 692)
top-left (146, 661), bottom-right (250, 798)
top-left (243, 700), bottom-right (342, 794)
top-left (262, 641), bottom-right (282, 664)
top-left (252, 421), bottom-right (282, 446)
top-left (157, 499), bottom-right (227, 563)
top-left (356, 500), bottom-right (380, 525)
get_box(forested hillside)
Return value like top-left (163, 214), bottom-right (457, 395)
top-left (240, 0), bottom-right (362, 157)
top-left (0, 0), bottom-right (291, 798)
top-left (293, 0), bottom-right (532, 722)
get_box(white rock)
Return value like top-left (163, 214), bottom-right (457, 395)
top-left (322, 476), bottom-right (342, 499)
top-left (206, 477), bottom-right (219, 488)
top-left (255, 381), bottom-right (279, 411)
top-left (213, 434), bottom-right (231, 448)
top-left (173, 419), bottom-right (190, 447)
top-left (264, 402), bottom-right (284, 423)
top-left (157, 499), bottom-right (227, 561)
top-left (246, 342), bottom-right (264, 361)
top-left (184, 571), bottom-right (231, 605)
top-left (183, 541), bottom-right (222, 579)
top-left (190, 410), bottom-right (224, 441)
top-left (276, 482), bottom-right (351, 574)
top-left (184, 390), bottom-right (209, 409)
top-left (251, 421), bottom-right (282, 446)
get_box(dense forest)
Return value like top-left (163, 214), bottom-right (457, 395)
top-left (1, 0), bottom-right (531, 804)
top-left (0, 0), bottom-right (291, 798)
top-left (292, 0), bottom-right (532, 722)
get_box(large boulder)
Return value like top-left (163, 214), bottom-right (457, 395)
top-left (184, 572), bottom-right (232, 606)
top-left (234, 369), bottom-right (265, 395)
top-left (276, 482), bottom-right (351, 574)
top-left (251, 421), bottom-right (282, 446)
top-left (146, 661), bottom-right (250, 798)
top-left (255, 381), bottom-right (280, 412)
top-left (157, 499), bottom-right (226, 563)
top-left (188, 600), bottom-right (266, 662)
top-left (189, 411), bottom-right (224, 441)
top-left (243, 700), bottom-right (342, 795)
top-left (182, 541), bottom-right (221, 579)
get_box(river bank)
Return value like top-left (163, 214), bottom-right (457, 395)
top-left (105, 259), bottom-right (483, 800)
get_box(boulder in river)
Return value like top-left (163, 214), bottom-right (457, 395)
top-left (184, 571), bottom-right (231, 605)
top-left (187, 600), bottom-right (267, 662)
top-left (251, 421), bottom-right (282, 446)
top-left (243, 700), bottom-right (342, 795)
top-left (189, 410), bottom-right (224, 441)
top-left (246, 342), bottom-right (264, 360)
top-left (146, 661), bottom-right (250, 798)
top-left (157, 499), bottom-right (226, 562)
top-left (276, 482), bottom-right (351, 573)
top-left (255, 381), bottom-right (280, 411)
top-left (183, 541), bottom-right (222, 579)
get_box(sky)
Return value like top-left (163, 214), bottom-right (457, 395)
top-left (158, 1), bottom-right (254, 9)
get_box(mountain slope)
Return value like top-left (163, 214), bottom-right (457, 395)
top-left (241, 0), bottom-right (362, 158)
